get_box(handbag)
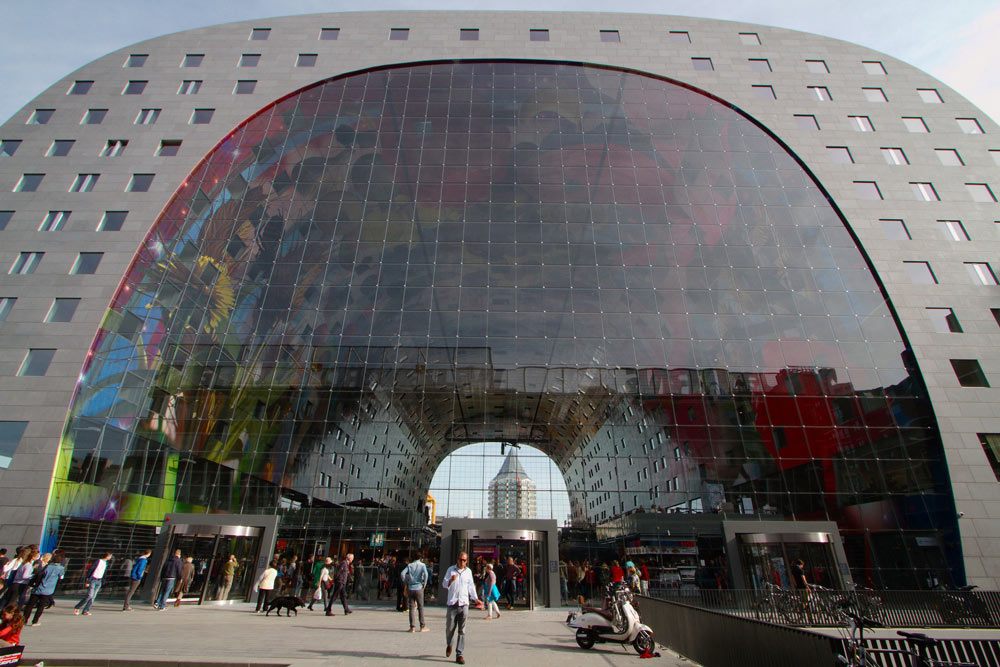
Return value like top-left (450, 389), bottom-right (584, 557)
top-left (488, 584), bottom-right (500, 602)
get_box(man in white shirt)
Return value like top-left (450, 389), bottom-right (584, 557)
top-left (74, 552), bottom-right (113, 616)
top-left (442, 552), bottom-right (482, 665)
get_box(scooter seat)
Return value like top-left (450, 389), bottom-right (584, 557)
top-left (581, 606), bottom-right (615, 623)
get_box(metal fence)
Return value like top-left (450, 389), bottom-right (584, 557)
top-left (640, 596), bottom-right (1000, 667)
top-left (649, 588), bottom-right (1000, 628)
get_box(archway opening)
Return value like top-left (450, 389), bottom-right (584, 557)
top-left (429, 443), bottom-right (571, 523)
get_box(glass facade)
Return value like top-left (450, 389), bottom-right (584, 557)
top-left (47, 61), bottom-right (960, 589)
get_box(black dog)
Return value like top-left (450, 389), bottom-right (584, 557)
top-left (265, 596), bottom-right (306, 616)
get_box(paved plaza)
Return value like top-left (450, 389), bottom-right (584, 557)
top-left (19, 599), bottom-right (697, 667)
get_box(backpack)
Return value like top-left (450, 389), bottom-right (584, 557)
top-left (28, 563), bottom-right (46, 589)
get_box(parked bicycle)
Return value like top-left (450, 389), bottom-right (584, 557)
top-left (835, 608), bottom-right (978, 667)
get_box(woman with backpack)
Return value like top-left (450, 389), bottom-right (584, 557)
top-left (22, 552), bottom-right (64, 626)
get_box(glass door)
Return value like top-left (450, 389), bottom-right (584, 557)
top-left (529, 539), bottom-right (547, 608)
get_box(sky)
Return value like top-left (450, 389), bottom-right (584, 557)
top-left (1, 1), bottom-right (1000, 126)
top-left (428, 443), bottom-right (572, 523)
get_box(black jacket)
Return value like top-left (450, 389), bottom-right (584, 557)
top-left (161, 555), bottom-right (183, 580)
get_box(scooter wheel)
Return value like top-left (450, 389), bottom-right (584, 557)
top-left (633, 629), bottom-right (654, 655)
top-left (575, 629), bottom-right (596, 649)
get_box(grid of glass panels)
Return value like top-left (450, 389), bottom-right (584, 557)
top-left (49, 62), bottom-right (959, 589)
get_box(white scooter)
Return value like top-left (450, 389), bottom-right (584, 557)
top-left (566, 582), bottom-right (655, 654)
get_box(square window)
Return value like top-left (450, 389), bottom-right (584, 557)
top-left (966, 183), bottom-right (997, 202)
top-left (529, 29), bottom-right (549, 41)
top-left (191, 108), bottom-right (215, 124)
top-left (600, 30), bottom-right (620, 43)
top-left (71, 252), bottom-right (102, 275)
top-left (460, 28), bottom-right (479, 41)
top-left (748, 58), bottom-right (771, 72)
top-left (902, 117), bottom-right (929, 133)
top-left (14, 174), bottom-right (44, 192)
top-left (390, 28), bottom-right (409, 40)
top-left (125, 54), bottom-right (148, 67)
top-left (862, 60), bottom-right (886, 75)
top-left (0, 297), bottom-right (14, 322)
top-left (939, 220), bottom-right (969, 241)
top-left (82, 108), bottom-right (107, 125)
top-left (853, 181), bottom-right (882, 200)
top-left (46, 298), bottom-right (80, 323)
top-left (863, 87), bottom-right (888, 102)
top-left (135, 108), bottom-right (160, 125)
top-left (957, 118), bottom-right (984, 134)
top-left (99, 211), bottom-right (127, 231)
top-left (27, 109), bottom-right (54, 125)
top-left (240, 54), bottom-right (261, 67)
top-left (808, 86), bottom-right (832, 101)
top-left (234, 80), bottom-right (256, 94)
top-left (691, 57), bottom-right (714, 71)
top-left (926, 307), bottom-right (963, 333)
top-left (38, 211), bottom-right (70, 232)
top-left (668, 31), bottom-right (690, 43)
top-left (917, 88), bottom-right (943, 103)
top-left (978, 434), bottom-right (1000, 481)
top-left (992, 309), bottom-right (1000, 328)
top-left (69, 173), bottom-right (99, 192)
top-left (100, 139), bottom-right (127, 157)
top-left (989, 150), bottom-right (1000, 166)
top-left (9, 252), bottom-right (43, 275)
top-left (951, 359), bottom-right (989, 387)
top-left (0, 140), bottom-right (22, 157)
top-left (805, 59), bottom-right (829, 74)
top-left (879, 219), bottom-right (910, 240)
top-left (935, 148), bottom-right (964, 166)
top-left (18, 349), bottom-right (55, 376)
top-left (68, 80), bottom-right (93, 95)
top-left (910, 182), bottom-right (939, 201)
top-left (320, 28), bottom-right (340, 40)
top-left (739, 32), bottom-right (761, 45)
top-left (849, 115), bottom-right (875, 132)
top-left (123, 80), bottom-right (147, 95)
top-left (880, 147), bottom-right (908, 165)
top-left (826, 146), bottom-right (853, 164)
top-left (752, 85), bottom-right (776, 100)
top-left (0, 421), bottom-right (27, 469)
top-left (157, 140), bottom-right (181, 156)
top-left (127, 173), bottom-right (155, 192)
top-left (46, 140), bottom-right (73, 156)
top-left (0, 211), bottom-right (12, 231)
top-left (965, 262), bottom-right (998, 285)
top-left (178, 80), bottom-right (202, 95)
top-left (904, 261), bottom-right (937, 284)
top-left (297, 54), bottom-right (318, 67)
top-left (250, 28), bottom-right (270, 40)
top-left (182, 54), bottom-right (204, 67)
top-left (793, 114), bottom-right (820, 130)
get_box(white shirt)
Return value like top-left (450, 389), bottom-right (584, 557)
top-left (255, 567), bottom-right (278, 590)
top-left (91, 558), bottom-right (108, 579)
top-left (443, 565), bottom-right (478, 607)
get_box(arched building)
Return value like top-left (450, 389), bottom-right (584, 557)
top-left (0, 12), bottom-right (998, 591)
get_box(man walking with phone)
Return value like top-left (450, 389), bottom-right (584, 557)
top-left (442, 551), bottom-right (482, 665)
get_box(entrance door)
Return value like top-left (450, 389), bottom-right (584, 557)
top-left (163, 525), bottom-right (263, 603)
top-left (451, 528), bottom-right (548, 609)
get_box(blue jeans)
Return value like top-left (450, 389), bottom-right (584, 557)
top-left (75, 577), bottom-right (103, 613)
top-left (155, 578), bottom-right (176, 608)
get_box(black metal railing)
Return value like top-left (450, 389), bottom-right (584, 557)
top-left (649, 588), bottom-right (1000, 628)
top-left (854, 636), bottom-right (1000, 667)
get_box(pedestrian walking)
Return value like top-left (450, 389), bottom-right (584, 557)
top-left (313, 557), bottom-right (332, 612)
top-left (73, 552), bottom-right (113, 616)
top-left (402, 551), bottom-right (429, 632)
top-left (483, 563), bottom-right (500, 620)
top-left (153, 549), bottom-right (183, 610)
top-left (174, 556), bottom-right (195, 606)
top-left (122, 549), bottom-right (150, 611)
top-left (23, 551), bottom-right (64, 626)
top-left (443, 552), bottom-right (482, 665)
top-left (253, 560), bottom-right (279, 614)
top-left (216, 554), bottom-right (238, 601)
top-left (327, 554), bottom-right (353, 616)
top-left (502, 557), bottom-right (518, 609)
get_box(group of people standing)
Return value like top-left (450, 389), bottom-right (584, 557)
top-left (559, 558), bottom-right (650, 602)
top-left (0, 544), bottom-right (68, 635)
